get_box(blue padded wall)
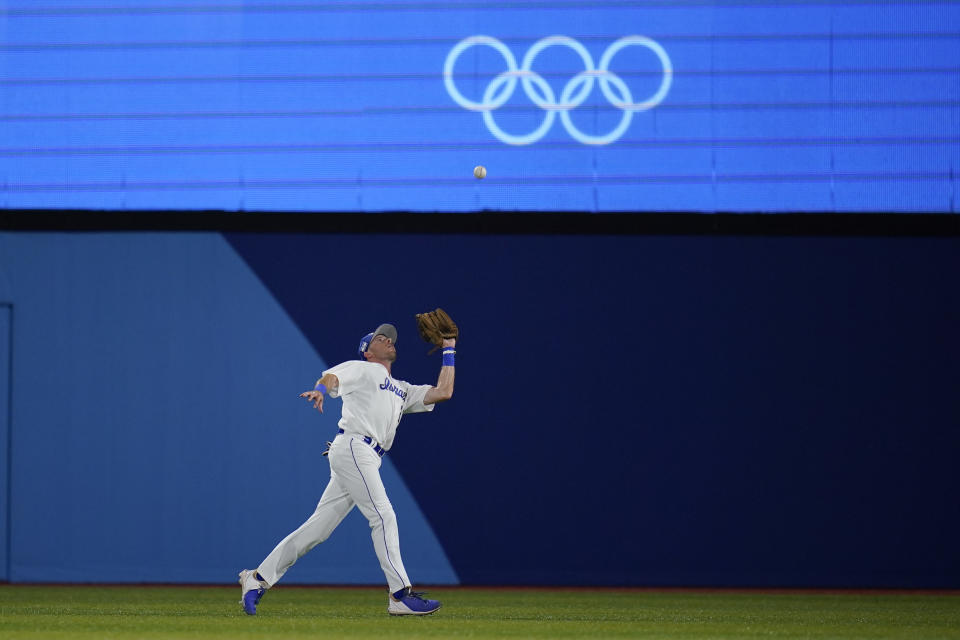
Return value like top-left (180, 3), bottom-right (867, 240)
top-left (0, 230), bottom-right (957, 587)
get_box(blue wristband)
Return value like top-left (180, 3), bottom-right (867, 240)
top-left (442, 349), bottom-right (456, 367)
top-left (314, 382), bottom-right (327, 394)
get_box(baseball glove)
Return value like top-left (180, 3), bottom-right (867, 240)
top-left (415, 307), bottom-right (459, 354)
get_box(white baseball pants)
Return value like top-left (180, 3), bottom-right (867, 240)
top-left (255, 433), bottom-right (411, 593)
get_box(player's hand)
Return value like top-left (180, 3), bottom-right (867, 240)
top-left (299, 390), bottom-right (325, 413)
top-left (441, 337), bottom-right (456, 348)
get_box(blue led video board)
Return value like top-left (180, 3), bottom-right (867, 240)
top-left (1, 1), bottom-right (958, 212)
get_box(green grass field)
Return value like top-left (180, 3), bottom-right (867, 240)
top-left (0, 584), bottom-right (958, 639)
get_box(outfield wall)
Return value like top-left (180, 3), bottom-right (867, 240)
top-left (0, 231), bottom-right (957, 588)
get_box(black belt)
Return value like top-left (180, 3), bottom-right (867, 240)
top-left (337, 428), bottom-right (386, 457)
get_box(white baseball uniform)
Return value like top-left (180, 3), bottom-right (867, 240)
top-left (255, 360), bottom-right (434, 593)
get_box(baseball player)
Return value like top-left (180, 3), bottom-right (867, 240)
top-left (238, 322), bottom-right (456, 616)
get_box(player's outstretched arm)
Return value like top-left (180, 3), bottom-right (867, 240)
top-left (299, 373), bottom-right (339, 413)
top-left (423, 338), bottom-right (456, 405)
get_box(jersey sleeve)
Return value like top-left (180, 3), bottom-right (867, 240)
top-left (402, 383), bottom-right (436, 414)
top-left (322, 361), bottom-right (366, 398)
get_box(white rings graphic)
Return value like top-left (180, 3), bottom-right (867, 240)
top-left (443, 35), bottom-right (673, 146)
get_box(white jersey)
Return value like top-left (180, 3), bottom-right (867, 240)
top-left (322, 360), bottom-right (434, 450)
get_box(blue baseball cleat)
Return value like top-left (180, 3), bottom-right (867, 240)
top-left (388, 587), bottom-right (442, 616)
top-left (238, 569), bottom-right (265, 615)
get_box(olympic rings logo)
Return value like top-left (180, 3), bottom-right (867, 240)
top-left (443, 35), bottom-right (673, 146)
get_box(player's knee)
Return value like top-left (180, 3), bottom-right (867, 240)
top-left (367, 503), bottom-right (397, 529)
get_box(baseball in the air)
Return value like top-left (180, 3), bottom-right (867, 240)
top-left (473, 165), bottom-right (487, 179)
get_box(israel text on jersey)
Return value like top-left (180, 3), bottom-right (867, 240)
top-left (380, 377), bottom-right (407, 400)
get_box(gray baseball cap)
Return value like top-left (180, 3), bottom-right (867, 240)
top-left (359, 323), bottom-right (398, 358)
top-left (372, 323), bottom-right (398, 344)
